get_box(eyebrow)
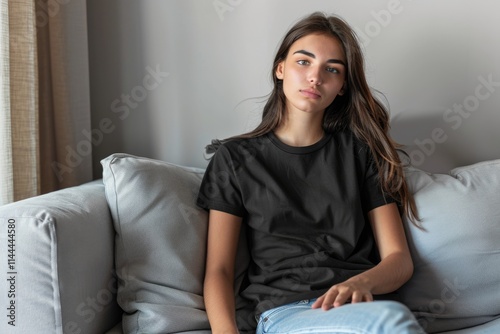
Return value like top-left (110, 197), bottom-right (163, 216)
top-left (293, 49), bottom-right (346, 66)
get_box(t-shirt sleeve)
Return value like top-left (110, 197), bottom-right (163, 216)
top-left (360, 145), bottom-right (396, 212)
top-left (196, 145), bottom-right (246, 217)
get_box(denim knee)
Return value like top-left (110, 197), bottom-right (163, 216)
top-left (256, 299), bottom-right (424, 334)
top-left (372, 301), bottom-right (424, 334)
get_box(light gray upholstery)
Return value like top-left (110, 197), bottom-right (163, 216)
top-left (441, 317), bottom-right (500, 334)
top-left (0, 181), bottom-right (120, 334)
top-left (2, 156), bottom-right (500, 334)
top-left (400, 160), bottom-right (500, 333)
top-left (101, 153), bottom-right (212, 333)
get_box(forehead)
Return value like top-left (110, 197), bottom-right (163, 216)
top-left (288, 33), bottom-right (345, 61)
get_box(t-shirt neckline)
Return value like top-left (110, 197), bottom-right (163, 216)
top-left (267, 131), bottom-right (332, 154)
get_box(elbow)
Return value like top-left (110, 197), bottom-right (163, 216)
top-left (399, 252), bottom-right (414, 286)
top-left (404, 260), bottom-right (414, 284)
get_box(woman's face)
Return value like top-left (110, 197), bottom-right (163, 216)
top-left (276, 33), bottom-right (346, 116)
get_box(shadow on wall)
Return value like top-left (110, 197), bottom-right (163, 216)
top-left (390, 103), bottom-right (500, 174)
top-left (380, 4), bottom-right (500, 174)
top-left (87, 0), bottom-right (153, 179)
top-left (391, 110), bottom-right (463, 173)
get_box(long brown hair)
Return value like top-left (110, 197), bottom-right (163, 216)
top-left (207, 12), bottom-right (418, 222)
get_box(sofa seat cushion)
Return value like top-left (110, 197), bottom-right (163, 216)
top-left (101, 153), bottom-right (250, 333)
top-left (400, 159), bottom-right (500, 333)
top-left (440, 316), bottom-right (500, 334)
top-left (104, 321), bottom-right (212, 334)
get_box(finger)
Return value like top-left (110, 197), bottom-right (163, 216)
top-left (333, 290), bottom-right (352, 308)
top-left (350, 291), bottom-right (364, 304)
top-left (321, 289), bottom-right (340, 310)
top-left (311, 295), bottom-right (325, 309)
top-left (351, 291), bottom-right (373, 304)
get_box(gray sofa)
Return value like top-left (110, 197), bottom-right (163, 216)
top-left (1, 153), bottom-right (499, 334)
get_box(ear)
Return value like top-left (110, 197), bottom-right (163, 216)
top-left (275, 61), bottom-right (285, 80)
top-left (338, 83), bottom-right (347, 96)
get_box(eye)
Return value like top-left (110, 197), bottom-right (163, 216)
top-left (297, 60), bottom-right (310, 66)
top-left (326, 67), bottom-right (340, 74)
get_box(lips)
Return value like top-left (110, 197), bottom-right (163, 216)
top-left (300, 88), bottom-right (321, 99)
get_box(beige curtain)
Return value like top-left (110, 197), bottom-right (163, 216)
top-left (0, 0), bottom-right (92, 205)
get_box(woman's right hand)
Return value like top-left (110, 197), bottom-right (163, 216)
top-left (311, 276), bottom-right (374, 310)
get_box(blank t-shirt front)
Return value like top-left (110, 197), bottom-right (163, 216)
top-left (197, 129), bottom-right (395, 323)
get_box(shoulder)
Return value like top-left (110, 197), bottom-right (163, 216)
top-left (212, 135), bottom-right (270, 158)
top-left (205, 135), bottom-right (270, 172)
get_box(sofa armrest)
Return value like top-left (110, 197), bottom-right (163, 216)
top-left (0, 181), bottom-right (121, 334)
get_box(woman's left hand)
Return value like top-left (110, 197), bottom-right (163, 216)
top-left (311, 278), bottom-right (373, 310)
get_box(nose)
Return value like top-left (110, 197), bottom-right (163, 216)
top-left (308, 66), bottom-right (322, 85)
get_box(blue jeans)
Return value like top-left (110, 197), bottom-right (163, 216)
top-left (256, 299), bottom-right (425, 334)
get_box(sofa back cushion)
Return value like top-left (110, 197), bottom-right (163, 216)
top-left (400, 159), bottom-right (500, 333)
top-left (101, 153), bottom-right (250, 333)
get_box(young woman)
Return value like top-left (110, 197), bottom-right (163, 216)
top-left (197, 12), bottom-right (424, 334)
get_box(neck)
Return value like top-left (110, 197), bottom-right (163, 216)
top-left (274, 111), bottom-right (325, 147)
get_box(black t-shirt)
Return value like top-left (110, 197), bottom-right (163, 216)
top-left (197, 130), bottom-right (395, 324)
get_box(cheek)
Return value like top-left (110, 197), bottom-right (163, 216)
top-left (285, 61), bottom-right (307, 78)
top-left (285, 67), bottom-right (303, 84)
top-left (322, 86), bottom-right (343, 105)
top-left (327, 79), bottom-right (346, 96)
top-left (281, 69), bottom-right (302, 93)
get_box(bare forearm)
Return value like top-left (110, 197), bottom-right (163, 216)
top-left (312, 204), bottom-right (414, 309)
top-left (204, 271), bottom-right (239, 334)
top-left (348, 251), bottom-right (413, 295)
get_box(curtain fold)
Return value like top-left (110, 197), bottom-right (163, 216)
top-left (0, 0), bottom-right (91, 205)
top-left (0, 0), bottom-right (39, 205)
top-left (37, 0), bottom-right (92, 193)
top-left (0, 0), bottom-right (12, 204)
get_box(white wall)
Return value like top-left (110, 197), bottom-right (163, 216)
top-left (87, 0), bottom-right (500, 175)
